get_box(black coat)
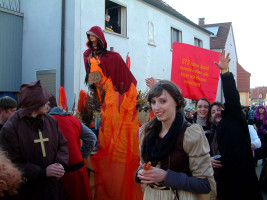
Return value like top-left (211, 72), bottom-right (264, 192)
top-left (216, 73), bottom-right (262, 200)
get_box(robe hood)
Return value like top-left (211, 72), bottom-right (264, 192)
top-left (86, 26), bottom-right (107, 50)
top-left (83, 26), bottom-right (137, 94)
top-left (18, 81), bottom-right (51, 118)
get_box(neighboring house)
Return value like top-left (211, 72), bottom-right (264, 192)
top-left (3, 0), bottom-right (212, 108)
top-left (0, 0), bottom-right (22, 95)
top-left (237, 62), bottom-right (250, 106)
top-left (200, 19), bottom-right (238, 102)
top-left (251, 87), bottom-right (267, 105)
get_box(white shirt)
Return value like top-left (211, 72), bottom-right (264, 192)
top-left (248, 125), bottom-right (261, 149)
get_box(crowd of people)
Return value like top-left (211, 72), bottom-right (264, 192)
top-left (184, 100), bottom-right (266, 168)
top-left (0, 25), bottom-right (266, 200)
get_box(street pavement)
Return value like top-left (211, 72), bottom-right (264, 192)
top-left (255, 160), bottom-right (267, 199)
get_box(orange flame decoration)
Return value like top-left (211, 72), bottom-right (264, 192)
top-left (90, 83), bottom-right (142, 200)
top-left (77, 90), bottom-right (88, 113)
top-left (58, 86), bottom-right (68, 111)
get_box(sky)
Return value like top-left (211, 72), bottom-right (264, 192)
top-left (163, 0), bottom-right (267, 88)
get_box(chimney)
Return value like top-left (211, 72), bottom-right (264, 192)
top-left (198, 18), bottom-right (205, 25)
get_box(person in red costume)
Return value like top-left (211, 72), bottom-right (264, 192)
top-left (83, 26), bottom-right (142, 200)
top-left (83, 26), bottom-right (137, 97)
top-left (48, 96), bottom-right (97, 200)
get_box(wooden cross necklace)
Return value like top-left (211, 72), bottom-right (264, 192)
top-left (34, 130), bottom-right (49, 157)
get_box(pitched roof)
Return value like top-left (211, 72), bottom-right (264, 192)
top-left (201, 22), bottom-right (232, 49)
top-left (236, 62), bottom-right (250, 92)
top-left (251, 87), bottom-right (267, 99)
top-left (143, 0), bottom-right (212, 35)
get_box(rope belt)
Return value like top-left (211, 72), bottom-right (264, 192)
top-left (149, 183), bottom-right (170, 190)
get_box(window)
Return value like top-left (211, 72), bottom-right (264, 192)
top-left (148, 21), bottom-right (155, 44)
top-left (36, 69), bottom-right (56, 97)
top-left (194, 37), bottom-right (203, 47)
top-left (205, 26), bottom-right (219, 36)
top-left (171, 27), bottom-right (182, 49)
top-left (105, 0), bottom-right (127, 36)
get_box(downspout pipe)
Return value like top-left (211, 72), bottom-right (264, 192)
top-left (60, 0), bottom-right (65, 87)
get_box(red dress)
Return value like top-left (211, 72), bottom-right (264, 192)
top-left (53, 114), bottom-right (92, 200)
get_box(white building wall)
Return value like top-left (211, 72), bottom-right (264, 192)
top-left (225, 26), bottom-right (237, 79)
top-left (21, 0), bottom-right (61, 91)
top-left (64, 0), bottom-right (75, 108)
top-left (21, 0), bottom-right (211, 108)
top-left (215, 25), bottom-right (238, 103)
top-left (75, 0), bottom-right (211, 100)
top-left (21, 0), bottom-right (76, 106)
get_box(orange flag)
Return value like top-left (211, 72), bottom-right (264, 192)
top-left (78, 90), bottom-right (88, 113)
top-left (58, 86), bottom-right (68, 111)
top-left (126, 53), bottom-right (131, 69)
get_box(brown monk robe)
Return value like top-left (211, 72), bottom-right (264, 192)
top-left (0, 81), bottom-right (69, 200)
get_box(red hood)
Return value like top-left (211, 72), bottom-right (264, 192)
top-left (83, 26), bottom-right (137, 94)
top-left (86, 26), bottom-right (107, 50)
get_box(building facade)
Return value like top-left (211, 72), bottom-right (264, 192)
top-left (251, 87), bottom-right (267, 105)
top-left (201, 21), bottom-right (238, 103)
top-left (237, 62), bottom-right (250, 106)
top-left (18, 0), bottom-right (211, 108)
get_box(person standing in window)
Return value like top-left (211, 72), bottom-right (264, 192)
top-left (105, 14), bottom-right (113, 32)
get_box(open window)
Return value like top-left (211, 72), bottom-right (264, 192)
top-left (105, 0), bottom-right (127, 36)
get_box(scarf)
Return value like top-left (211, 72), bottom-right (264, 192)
top-left (144, 110), bottom-right (185, 163)
top-left (196, 115), bottom-right (207, 126)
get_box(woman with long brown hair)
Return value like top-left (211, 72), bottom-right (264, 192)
top-left (136, 80), bottom-right (216, 200)
top-left (193, 98), bottom-right (212, 140)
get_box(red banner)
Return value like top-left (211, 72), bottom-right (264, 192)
top-left (171, 43), bottom-right (220, 102)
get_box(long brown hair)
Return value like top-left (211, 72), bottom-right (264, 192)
top-left (194, 98), bottom-right (211, 127)
top-left (141, 80), bottom-right (185, 161)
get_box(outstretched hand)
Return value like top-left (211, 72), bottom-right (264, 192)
top-left (214, 50), bottom-right (231, 71)
top-left (145, 77), bottom-right (158, 88)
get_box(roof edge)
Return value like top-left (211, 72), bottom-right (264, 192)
top-left (143, 0), bottom-right (213, 35)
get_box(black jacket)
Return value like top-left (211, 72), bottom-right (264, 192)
top-left (216, 72), bottom-right (262, 200)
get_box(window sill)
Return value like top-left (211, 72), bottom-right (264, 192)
top-left (148, 42), bottom-right (156, 47)
top-left (104, 30), bottom-right (129, 39)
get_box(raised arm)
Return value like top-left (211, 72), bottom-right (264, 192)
top-left (215, 51), bottom-right (241, 113)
